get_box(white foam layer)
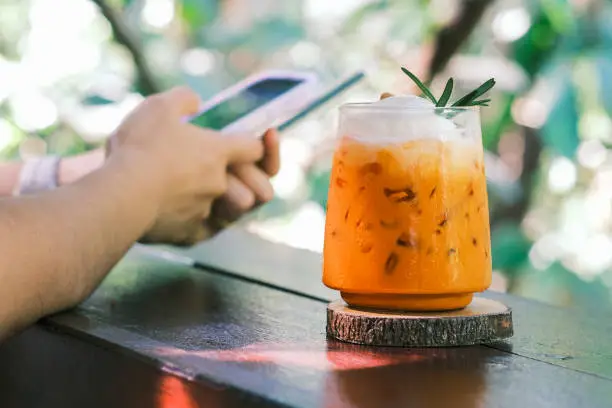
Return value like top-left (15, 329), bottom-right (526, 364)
top-left (341, 95), bottom-right (470, 144)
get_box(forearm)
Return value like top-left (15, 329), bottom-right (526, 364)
top-left (0, 149), bottom-right (105, 197)
top-left (0, 162), bottom-right (21, 196)
top-left (0, 153), bottom-right (158, 340)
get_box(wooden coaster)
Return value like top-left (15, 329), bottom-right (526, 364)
top-left (326, 297), bottom-right (513, 347)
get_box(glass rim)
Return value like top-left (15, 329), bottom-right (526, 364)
top-left (339, 102), bottom-right (480, 112)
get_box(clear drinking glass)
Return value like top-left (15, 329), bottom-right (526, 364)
top-left (322, 103), bottom-right (492, 311)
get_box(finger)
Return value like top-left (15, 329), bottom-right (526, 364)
top-left (215, 174), bottom-right (256, 221)
top-left (161, 86), bottom-right (201, 117)
top-left (232, 164), bottom-right (274, 203)
top-left (222, 134), bottom-right (264, 164)
top-left (260, 128), bottom-right (280, 177)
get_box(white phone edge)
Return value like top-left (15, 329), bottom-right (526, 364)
top-left (186, 70), bottom-right (321, 138)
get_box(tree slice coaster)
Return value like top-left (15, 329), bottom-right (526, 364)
top-left (326, 297), bottom-right (513, 347)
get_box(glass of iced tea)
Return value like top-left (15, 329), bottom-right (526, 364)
top-left (323, 96), bottom-right (491, 311)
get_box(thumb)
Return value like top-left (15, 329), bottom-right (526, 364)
top-left (161, 86), bottom-right (201, 117)
top-left (222, 134), bottom-right (265, 164)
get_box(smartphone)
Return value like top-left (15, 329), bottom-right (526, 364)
top-left (277, 71), bottom-right (365, 132)
top-left (186, 70), bottom-right (365, 136)
top-left (186, 70), bottom-right (319, 135)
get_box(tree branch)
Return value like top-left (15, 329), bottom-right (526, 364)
top-left (90, 0), bottom-right (161, 96)
top-left (426, 0), bottom-right (494, 81)
top-left (491, 127), bottom-right (543, 226)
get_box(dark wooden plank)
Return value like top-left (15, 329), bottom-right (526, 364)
top-left (0, 326), bottom-right (272, 408)
top-left (28, 248), bottom-right (612, 408)
top-left (159, 228), bottom-right (612, 379)
top-left (484, 290), bottom-right (612, 379)
top-left (151, 227), bottom-right (334, 301)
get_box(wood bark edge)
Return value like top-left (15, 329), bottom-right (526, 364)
top-left (326, 300), bottom-right (513, 347)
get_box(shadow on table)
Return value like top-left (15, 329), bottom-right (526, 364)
top-left (82, 270), bottom-right (229, 330)
top-left (0, 326), bottom-right (257, 408)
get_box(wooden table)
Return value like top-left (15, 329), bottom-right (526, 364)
top-left (1, 228), bottom-right (611, 407)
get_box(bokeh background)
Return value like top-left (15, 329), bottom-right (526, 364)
top-left (2, 0), bottom-right (612, 310)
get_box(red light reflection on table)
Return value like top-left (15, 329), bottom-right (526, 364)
top-left (154, 341), bottom-right (426, 371)
top-left (156, 375), bottom-right (198, 408)
top-left (152, 342), bottom-right (486, 408)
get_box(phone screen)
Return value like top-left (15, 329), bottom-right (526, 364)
top-left (189, 78), bottom-right (304, 130)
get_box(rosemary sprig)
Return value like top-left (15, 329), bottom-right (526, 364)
top-left (451, 78), bottom-right (495, 107)
top-left (471, 98), bottom-right (491, 107)
top-left (400, 67), bottom-right (495, 108)
top-left (401, 67), bottom-right (437, 105)
top-left (436, 77), bottom-right (454, 107)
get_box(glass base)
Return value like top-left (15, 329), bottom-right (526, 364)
top-left (340, 292), bottom-right (474, 312)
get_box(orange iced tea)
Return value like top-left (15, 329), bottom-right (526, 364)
top-left (323, 105), bottom-right (491, 311)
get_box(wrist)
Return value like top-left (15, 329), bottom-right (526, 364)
top-left (58, 149), bottom-right (105, 186)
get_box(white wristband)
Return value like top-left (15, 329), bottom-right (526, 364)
top-left (14, 156), bottom-right (61, 196)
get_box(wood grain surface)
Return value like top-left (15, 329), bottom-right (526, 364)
top-left (162, 228), bottom-right (612, 379)
top-left (2, 229), bottom-right (612, 408)
top-left (1, 245), bottom-right (610, 408)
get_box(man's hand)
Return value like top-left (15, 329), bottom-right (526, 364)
top-left (107, 86), bottom-right (266, 246)
top-left (204, 129), bottom-right (280, 237)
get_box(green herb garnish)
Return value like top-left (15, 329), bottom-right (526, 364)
top-left (436, 77), bottom-right (454, 107)
top-left (401, 67), bottom-right (437, 105)
top-left (401, 67), bottom-right (495, 108)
